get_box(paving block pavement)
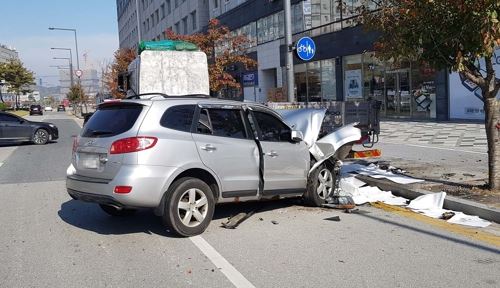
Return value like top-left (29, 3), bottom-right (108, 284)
top-left (380, 121), bottom-right (487, 152)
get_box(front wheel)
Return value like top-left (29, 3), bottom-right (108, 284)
top-left (162, 177), bottom-right (215, 237)
top-left (304, 163), bottom-right (335, 207)
top-left (33, 129), bottom-right (49, 145)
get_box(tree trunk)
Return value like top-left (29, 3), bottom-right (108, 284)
top-left (483, 97), bottom-right (500, 190)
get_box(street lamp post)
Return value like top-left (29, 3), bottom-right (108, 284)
top-left (48, 27), bottom-right (80, 72)
top-left (51, 48), bottom-right (74, 87)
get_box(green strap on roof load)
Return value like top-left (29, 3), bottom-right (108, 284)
top-left (138, 40), bottom-right (199, 54)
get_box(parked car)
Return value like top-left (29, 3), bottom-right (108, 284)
top-left (0, 111), bottom-right (59, 145)
top-left (57, 105), bottom-right (66, 112)
top-left (66, 94), bottom-right (361, 236)
top-left (29, 105), bottom-right (43, 116)
top-left (44, 106), bottom-right (53, 112)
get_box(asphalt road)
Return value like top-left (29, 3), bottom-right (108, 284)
top-left (0, 112), bottom-right (499, 288)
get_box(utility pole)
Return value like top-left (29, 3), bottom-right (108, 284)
top-left (284, 0), bottom-right (295, 102)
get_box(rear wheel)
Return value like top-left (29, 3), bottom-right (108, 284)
top-left (99, 204), bottom-right (137, 216)
top-left (162, 177), bottom-right (215, 237)
top-left (33, 129), bottom-right (49, 145)
top-left (304, 163), bottom-right (335, 207)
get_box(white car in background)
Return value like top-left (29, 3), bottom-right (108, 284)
top-left (44, 106), bottom-right (53, 112)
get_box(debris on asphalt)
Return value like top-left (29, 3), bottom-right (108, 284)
top-left (259, 217), bottom-right (264, 221)
top-left (463, 173), bottom-right (476, 177)
top-left (324, 216), bottom-right (341, 222)
top-left (442, 173), bottom-right (457, 179)
top-left (271, 220), bottom-right (279, 225)
top-left (221, 211), bottom-right (255, 229)
top-left (440, 211), bottom-right (456, 220)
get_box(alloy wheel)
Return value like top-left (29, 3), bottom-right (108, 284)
top-left (33, 129), bottom-right (49, 144)
top-left (177, 188), bottom-right (208, 227)
top-left (316, 168), bottom-right (333, 199)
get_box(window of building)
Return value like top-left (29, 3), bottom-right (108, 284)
top-left (175, 0), bottom-right (178, 8)
top-left (151, 14), bottom-right (155, 27)
top-left (213, 0), bottom-right (219, 9)
top-left (161, 4), bottom-right (165, 19)
top-left (191, 10), bottom-right (197, 31)
top-left (147, 18), bottom-right (150, 31)
top-left (182, 17), bottom-right (188, 34)
top-left (167, 0), bottom-right (171, 14)
top-left (155, 9), bottom-right (159, 24)
top-left (175, 22), bottom-right (180, 33)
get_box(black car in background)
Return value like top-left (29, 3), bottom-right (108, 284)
top-left (57, 105), bottom-right (66, 112)
top-left (29, 105), bottom-right (43, 116)
top-left (0, 111), bottom-right (59, 145)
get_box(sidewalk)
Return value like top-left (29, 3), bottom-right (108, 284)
top-left (380, 120), bottom-right (487, 152)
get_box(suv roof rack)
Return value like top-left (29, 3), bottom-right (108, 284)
top-left (126, 93), bottom-right (210, 100)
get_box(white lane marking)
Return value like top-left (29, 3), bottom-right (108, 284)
top-left (190, 236), bottom-right (256, 288)
top-left (382, 142), bottom-right (488, 155)
top-left (0, 162), bottom-right (3, 168)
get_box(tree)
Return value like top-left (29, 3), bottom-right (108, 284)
top-left (66, 84), bottom-right (86, 105)
top-left (360, 0), bottom-right (500, 189)
top-left (0, 59), bottom-right (35, 108)
top-left (165, 19), bottom-right (257, 94)
top-left (104, 48), bottom-right (136, 98)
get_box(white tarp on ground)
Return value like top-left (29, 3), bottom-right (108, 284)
top-left (341, 163), bottom-right (424, 185)
top-left (338, 167), bottom-right (492, 228)
top-left (407, 193), bottom-right (492, 228)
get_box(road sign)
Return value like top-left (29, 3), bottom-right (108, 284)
top-left (296, 37), bottom-right (316, 61)
top-left (242, 72), bottom-right (258, 87)
top-left (75, 69), bottom-right (83, 78)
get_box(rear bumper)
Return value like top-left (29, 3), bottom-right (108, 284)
top-left (66, 163), bottom-right (179, 208)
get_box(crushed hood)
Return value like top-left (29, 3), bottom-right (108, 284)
top-left (279, 108), bottom-right (362, 161)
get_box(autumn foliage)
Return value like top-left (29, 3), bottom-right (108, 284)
top-left (104, 48), bottom-right (136, 98)
top-left (165, 19), bottom-right (257, 93)
top-left (360, 0), bottom-right (500, 189)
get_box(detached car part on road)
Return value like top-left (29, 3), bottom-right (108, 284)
top-left (0, 111), bottom-right (59, 145)
top-left (66, 94), bottom-right (361, 236)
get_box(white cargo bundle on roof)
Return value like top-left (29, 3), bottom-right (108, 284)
top-left (127, 50), bottom-right (210, 96)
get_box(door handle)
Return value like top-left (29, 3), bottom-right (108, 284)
top-left (200, 144), bottom-right (217, 152)
top-left (265, 151), bottom-right (279, 157)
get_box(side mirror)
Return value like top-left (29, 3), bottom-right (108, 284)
top-left (291, 130), bottom-right (303, 142)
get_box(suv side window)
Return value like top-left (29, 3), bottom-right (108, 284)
top-left (160, 105), bottom-right (195, 132)
top-left (197, 108), bottom-right (247, 139)
top-left (253, 111), bottom-right (291, 142)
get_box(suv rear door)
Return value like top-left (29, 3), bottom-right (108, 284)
top-left (249, 108), bottom-right (309, 194)
top-left (73, 102), bottom-right (148, 181)
top-left (192, 105), bottom-right (260, 198)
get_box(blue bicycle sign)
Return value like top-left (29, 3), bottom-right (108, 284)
top-left (296, 37), bottom-right (316, 61)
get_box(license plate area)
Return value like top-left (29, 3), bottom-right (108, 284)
top-left (77, 153), bottom-right (100, 169)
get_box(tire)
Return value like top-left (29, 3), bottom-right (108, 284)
top-left (304, 163), bottom-right (335, 207)
top-left (162, 177), bottom-right (215, 237)
top-left (99, 204), bottom-right (137, 216)
top-left (32, 129), bottom-right (49, 145)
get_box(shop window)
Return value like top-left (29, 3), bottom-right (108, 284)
top-left (343, 54), bottom-right (363, 100)
top-left (321, 59), bottom-right (336, 100)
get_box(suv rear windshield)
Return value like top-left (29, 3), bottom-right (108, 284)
top-left (81, 104), bottom-right (143, 138)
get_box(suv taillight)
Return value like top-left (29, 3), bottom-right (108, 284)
top-left (110, 137), bottom-right (158, 154)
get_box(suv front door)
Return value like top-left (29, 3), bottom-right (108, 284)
top-left (192, 106), bottom-right (260, 198)
top-left (250, 109), bottom-right (309, 194)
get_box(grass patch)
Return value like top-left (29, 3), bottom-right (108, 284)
top-left (11, 110), bottom-right (29, 117)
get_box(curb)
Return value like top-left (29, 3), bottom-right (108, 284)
top-left (355, 175), bottom-right (500, 224)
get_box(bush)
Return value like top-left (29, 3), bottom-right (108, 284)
top-left (0, 102), bottom-right (7, 111)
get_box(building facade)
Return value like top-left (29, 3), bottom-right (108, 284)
top-left (0, 44), bottom-right (18, 64)
top-left (116, 0), bottom-right (498, 120)
top-left (117, 0), bottom-right (209, 50)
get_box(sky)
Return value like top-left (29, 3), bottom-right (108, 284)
top-left (0, 0), bottom-right (119, 87)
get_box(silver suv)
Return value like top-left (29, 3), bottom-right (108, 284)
top-left (67, 94), bottom-right (360, 236)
